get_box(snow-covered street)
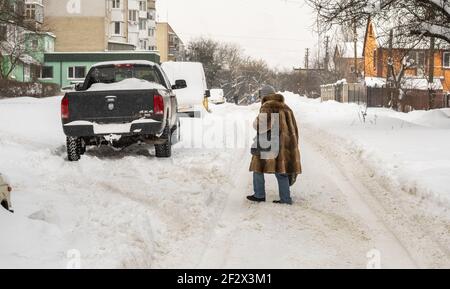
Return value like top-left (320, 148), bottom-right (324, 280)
top-left (0, 93), bottom-right (449, 269)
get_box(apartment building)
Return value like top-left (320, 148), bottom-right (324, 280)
top-left (156, 22), bottom-right (185, 62)
top-left (43, 0), bottom-right (157, 52)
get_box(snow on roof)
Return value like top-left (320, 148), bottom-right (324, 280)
top-left (320, 79), bottom-right (348, 88)
top-left (91, 60), bottom-right (157, 68)
top-left (402, 78), bottom-right (443, 90)
top-left (19, 54), bottom-right (40, 65)
top-left (365, 77), bottom-right (443, 90)
top-left (337, 42), bottom-right (363, 58)
top-left (365, 77), bottom-right (386, 88)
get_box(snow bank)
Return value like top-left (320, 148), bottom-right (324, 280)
top-left (399, 109), bottom-right (450, 129)
top-left (88, 78), bottom-right (166, 92)
top-left (0, 95), bottom-right (252, 268)
top-left (283, 92), bottom-right (450, 206)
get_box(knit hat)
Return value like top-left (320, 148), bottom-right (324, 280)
top-left (259, 85), bottom-right (276, 98)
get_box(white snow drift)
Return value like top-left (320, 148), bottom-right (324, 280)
top-left (0, 93), bottom-right (449, 268)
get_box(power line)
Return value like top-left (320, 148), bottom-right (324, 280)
top-left (180, 32), bottom-right (311, 43)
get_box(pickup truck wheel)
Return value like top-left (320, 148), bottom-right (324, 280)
top-left (67, 137), bottom-right (81, 161)
top-left (155, 124), bottom-right (172, 158)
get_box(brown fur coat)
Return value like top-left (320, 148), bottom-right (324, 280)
top-left (249, 94), bottom-right (302, 175)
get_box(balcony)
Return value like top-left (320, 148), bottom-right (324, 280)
top-left (24, 0), bottom-right (43, 5)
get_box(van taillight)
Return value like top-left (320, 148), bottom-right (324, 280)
top-left (61, 95), bottom-right (69, 120)
top-left (154, 94), bottom-right (164, 115)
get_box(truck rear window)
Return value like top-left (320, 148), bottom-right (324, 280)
top-left (84, 64), bottom-right (164, 90)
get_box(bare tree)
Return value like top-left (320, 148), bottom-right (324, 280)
top-left (307, 0), bottom-right (450, 44)
top-left (308, 0), bottom-right (448, 109)
top-left (0, 0), bottom-right (41, 80)
top-left (186, 38), bottom-right (282, 104)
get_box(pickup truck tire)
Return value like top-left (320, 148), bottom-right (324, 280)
top-left (155, 124), bottom-right (172, 158)
top-left (67, 137), bottom-right (81, 162)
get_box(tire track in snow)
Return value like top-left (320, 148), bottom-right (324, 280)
top-left (197, 132), bottom-right (376, 268)
top-left (196, 122), bottom-right (448, 268)
top-left (302, 124), bottom-right (450, 268)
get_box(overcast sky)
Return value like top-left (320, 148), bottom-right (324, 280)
top-left (156, 0), bottom-right (317, 70)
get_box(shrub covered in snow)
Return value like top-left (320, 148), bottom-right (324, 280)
top-left (0, 80), bottom-right (60, 99)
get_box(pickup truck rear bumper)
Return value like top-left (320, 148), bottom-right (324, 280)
top-left (63, 118), bottom-right (164, 137)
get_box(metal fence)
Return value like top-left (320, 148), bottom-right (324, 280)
top-left (320, 83), bottom-right (366, 104)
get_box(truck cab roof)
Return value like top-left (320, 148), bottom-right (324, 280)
top-left (91, 60), bottom-right (158, 68)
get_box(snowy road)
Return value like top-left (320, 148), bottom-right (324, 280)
top-left (0, 95), bottom-right (449, 268)
top-left (198, 125), bottom-right (448, 269)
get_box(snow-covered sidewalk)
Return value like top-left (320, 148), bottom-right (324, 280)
top-left (0, 94), bottom-right (449, 268)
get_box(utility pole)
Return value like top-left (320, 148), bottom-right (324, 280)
top-left (428, 36), bottom-right (436, 109)
top-left (305, 48), bottom-right (310, 70)
top-left (324, 36), bottom-right (330, 72)
top-left (317, 16), bottom-right (321, 70)
top-left (305, 48), bottom-right (310, 96)
top-left (353, 20), bottom-right (358, 81)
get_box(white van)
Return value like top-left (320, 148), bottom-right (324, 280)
top-left (161, 62), bottom-right (209, 117)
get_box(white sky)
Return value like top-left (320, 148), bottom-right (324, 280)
top-left (156, 0), bottom-right (317, 70)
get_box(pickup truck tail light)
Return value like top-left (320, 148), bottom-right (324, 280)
top-left (61, 95), bottom-right (69, 120)
top-left (154, 94), bottom-right (164, 115)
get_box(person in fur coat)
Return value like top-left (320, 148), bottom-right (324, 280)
top-left (247, 85), bottom-right (302, 205)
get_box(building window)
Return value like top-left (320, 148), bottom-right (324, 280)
top-left (408, 51), bottom-right (426, 68)
top-left (139, 1), bottom-right (147, 11)
top-left (148, 11), bottom-right (155, 20)
top-left (31, 39), bottom-right (38, 49)
top-left (148, 28), bottom-right (154, 37)
top-left (68, 66), bottom-right (86, 79)
top-left (112, 0), bottom-right (120, 9)
top-left (113, 22), bottom-right (121, 35)
top-left (41, 66), bottom-right (53, 79)
top-left (129, 10), bottom-right (138, 22)
top-left (443, 52), bottom-right (450, 68)
top-left (25, 4), bottom-right (36, 20)
top-left (140, 40), bottom-right (147, 50)
top-left (139, 19), bottom-right (147, 30)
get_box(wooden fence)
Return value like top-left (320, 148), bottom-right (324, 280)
top-left (321, 83), bottom-right (449, 112)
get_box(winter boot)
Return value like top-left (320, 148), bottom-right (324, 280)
top-left (273, 200), bottom-right (292, 205)
top-left (247, 195), bottom-right (266, 203)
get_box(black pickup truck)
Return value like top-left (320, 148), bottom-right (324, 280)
top-left (61, 60), bottom-right (186, 161)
